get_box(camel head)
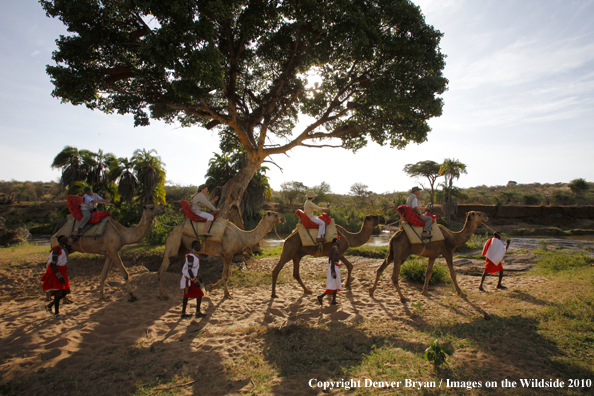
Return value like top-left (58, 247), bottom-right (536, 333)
top-left (363, 214), bottom-right (387, 227)
top-left (466, 211), bottom-right (489, 224)
top-left (143, 204), bottom-right (166, 219)
top-left (263, 211), bottom-right (286, 225)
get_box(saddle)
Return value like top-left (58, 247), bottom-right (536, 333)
top-left (67, 195), bottom-right (112, 224)
top-left (397, 205), bottom-right (444, 244)
top-left (181, 200), bottom-right (219, 222)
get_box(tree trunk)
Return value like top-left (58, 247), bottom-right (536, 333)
top-left (216, 158), bottom-right (262, 230)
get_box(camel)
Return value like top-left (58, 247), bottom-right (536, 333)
top-left (368, 211), bottom-right (489, 302)
top-left (50, 204), bottom-right (165, 302)
top-left (157, 211), bottom-right (285, 300)
top-left (271, 214), bottom-right (386, 298)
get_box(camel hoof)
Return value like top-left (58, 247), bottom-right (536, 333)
top-left (158, 294), bottom-right (169, 301)
top-left (303, 288), bottom-right (313, 295)
top-left (271, 294), bottom-right (278, 299)
top-left (400, 297), bottom-right (409, 303)
top-left (368, 288), bottom-right (375, 297)
top-left (128, 294), bottom-right (138, 302)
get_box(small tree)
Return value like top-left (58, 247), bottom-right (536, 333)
top-left (280, 181), bottom-right (308, 205)
top-left (350, 182), bottom-right (373, 208)
top-left (403, 160), bottom-right (441, 205)
top-left (568, 178), bottom-right (589, 194)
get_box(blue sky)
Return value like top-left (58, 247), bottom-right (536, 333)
top-left (1, 0), bottom-right (593, 195)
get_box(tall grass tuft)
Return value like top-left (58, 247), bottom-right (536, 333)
top-left (400, 258), bottom-right (451, 284)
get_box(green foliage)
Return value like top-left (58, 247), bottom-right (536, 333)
top-left (205, 148), bottom-right (272, 220)
top-left (551, 190), bottom-right (574, 205)
top-left (568, 178), bottom-right (589, 194)
top-left (345, 245), bottom-right (387, 259)
top-left (400, 258), bottom-right (451, 284)
top-left (403, 160), bottom-right (441, 204)
top-left (535, 252), bottom-right (594, 273)
top-left (41, 0), bottom-right (447, 213)
top-left (280, 181), bottom-right (308, 205)
top-left (143, 205), bottom-right (183, 245)
top-left (424, 339), bottom-right (451, 367)
top-left (521, 193), bottom-right (543, 205)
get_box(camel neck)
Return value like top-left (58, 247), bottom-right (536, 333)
top-left (454, 216), bottom-right (478, 248)
top-left (233, 218), bottom-right (274, 247)
top-left (340, 223), bottom-right (374, 248)
top-left (121, 212), bottom-right (152, 245)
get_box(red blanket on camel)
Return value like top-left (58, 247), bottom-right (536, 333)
top-left (397, 205), bottom-right (436, 227)
top-left (66, 195), bottom-right (112, 224)
top-left (295, 209), bottom-right (332, 229)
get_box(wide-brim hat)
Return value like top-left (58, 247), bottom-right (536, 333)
top-left (305, 191), bottom-right (317, 199)
top-left (411, 186), bottom-right (421, 193)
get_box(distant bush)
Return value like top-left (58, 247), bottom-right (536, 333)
top-left (401, 258), bottom-right (451, 284)
top-left (345, 245), bottom-right (387, 259)
top-left (521, 193), bottom-right (543, 205)
top-left (552, 191), bottom-right (574, 205)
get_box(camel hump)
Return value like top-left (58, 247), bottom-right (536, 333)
top-left (402, 222), bottom-right (445, 244)
top-left (181, 218), bottom-right (228, 242)
top-left (295, 220), bottom-right (338, 246)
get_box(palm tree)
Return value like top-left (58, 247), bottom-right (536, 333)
top-left (108, 157), bottom-right (138, 204)
top-left (131, 149), bottom-right (166, 205)
top-left (51, 146), bottom-right (93, 188)
top-left (439, 158), bottom-right (467, 221)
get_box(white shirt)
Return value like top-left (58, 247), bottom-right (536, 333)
top-left (180, 253), bottom-right (200, 289)
top-left (191, 192), bottom-right (217, 213)
top-left (406, 194), bottom-right (419, 210)
top-left (81, 193), bottom-right (103, 211)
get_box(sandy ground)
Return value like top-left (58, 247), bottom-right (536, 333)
top-left (0, 251), bottom-right (548, 395)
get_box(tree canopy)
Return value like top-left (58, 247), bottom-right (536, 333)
top-left (42, 0), bottom-right (448, 222)
top-left (403, 160), bottom-right (441, 204)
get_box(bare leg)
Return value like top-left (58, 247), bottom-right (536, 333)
top-left (496, 270), bottom-right (506, 289)
top-left (99, 256), bottom-right (113, 299)
top-left (339, 254), bottom-right (354, 290)
top-left (479, 272), bottom-right (487, 291)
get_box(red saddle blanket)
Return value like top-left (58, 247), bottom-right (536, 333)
top-left (397, 205), bottom-right (436, 227)
top-left (66, 195), bottom-right (112, 224)
top-left (295, 209), bottom-right (332, 228)
top-left (181, 200), bottom-right (219, 222)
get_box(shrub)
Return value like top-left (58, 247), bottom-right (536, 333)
top-left (142, 204), bottom-right (183, 245)
top-left (521, 193), bottom-right (543, 205)
top-left (400, 258), bottom-right (451, 284)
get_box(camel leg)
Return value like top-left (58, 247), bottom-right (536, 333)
top-left (210, 256), bottom-right (233, 299)
top-left (391, 257), bottom-right (408, 303)
top-left (107, 251), bottom-right (136, 302)
top-left (421, 257), bottom-right (437, 296)
top-left (444, 252), bottom-right (465, 297)
top-left (368, 258), bottom-right (391, 297)
top-left (99, 256), bottom-right (113, 300)
top-left (157, 227), bottom-right (183, 300)
top-left (291, 255), bottom-right (312, 295)
top-left (339, 254), bottom-right (354, 291)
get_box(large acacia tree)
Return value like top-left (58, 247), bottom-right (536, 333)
top-left (41, 0), bottom-right (448, 224)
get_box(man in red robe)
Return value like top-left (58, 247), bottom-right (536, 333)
top-left (479, 232), bottom-right (511, 291)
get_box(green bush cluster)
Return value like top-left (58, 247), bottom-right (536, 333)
top-left (143, 204), bottom-right (184, 245)
top-left (400, 258), bottom-right (451, 284)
